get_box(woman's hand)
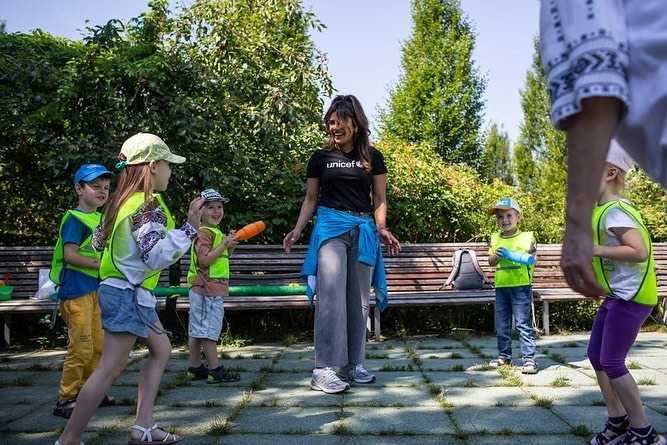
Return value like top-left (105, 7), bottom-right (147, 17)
top-left (379, 227), bottom-right (401, 256)
top-left (187, 197), bottom-right (205, 229)
top-left (283, 229), bottom-right (302, 253)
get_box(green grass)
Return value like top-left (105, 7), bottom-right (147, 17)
top-left (450, 352), bottom-right (464, 359)
top-left (497, 427), bottom-right (515, 435)
top-left (549, 352), bottom-right (567, 364)
top-left (282, 333), bottom-right (298, 347)
top-left (448, 364), bottom-right (465, 372)
top-left (550, 376), bottom-right (571, 387)
top-left (572, 424), bottom-right (592, 437)
top-left (207, 415), bottom-right (231, 436)
top-left (637, 377), bottom-right (657, 386)
top-left (219, 330), bottom-right (252, 348)
top-left (162, 371), bottom-right (191, 390)
top-left (367, 352), bottom-right (389, 359)
top-left (627, 360), bottom-right (642, 370)
top-left (497, 365), bottom-right (523, 387)
top-left (332, 422), bottom-right (353, 435)
top-left (379, 364), bottom-right (412, 372)
top-left (531, 395), bottom-right (553, 409)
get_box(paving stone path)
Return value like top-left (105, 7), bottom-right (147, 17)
top-left (1, 332), bottom-right (666, 444)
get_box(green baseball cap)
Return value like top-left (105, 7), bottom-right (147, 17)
top-left (119, 133), bottom-right (186, 166)
top-left (489, 197), bottom-right (521, 215)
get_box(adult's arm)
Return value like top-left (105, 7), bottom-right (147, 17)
top-left (283, 178), bottom-right (319, 253)
top-left (372, 174), bottom-right (400, 256)
top-left (561, 97), bottom-right (621, 297)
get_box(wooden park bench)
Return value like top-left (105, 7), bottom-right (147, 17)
top-left (1, 243), bottom-right (666, 346)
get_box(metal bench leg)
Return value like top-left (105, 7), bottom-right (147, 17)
top-left (373, 307), bottom-right (381, 341)
top-left (2, 314), bottom-right (10, 347)
top-left (542, 301), bottom-right (550, 336)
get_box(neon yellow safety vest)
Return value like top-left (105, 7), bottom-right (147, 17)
top-left (50, 210), bottom-right (102, 285)
top-left (592, 200), bottom-right (657, 306)
top-left (187, 226), bottom-right (229, 284)
top-left (490, 231), bottom-right (535, 288)
top-left (99, 192), bottom-right (175, 290)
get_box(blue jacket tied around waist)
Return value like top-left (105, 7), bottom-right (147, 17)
top-left (301, 206), bottom-right (389, 311)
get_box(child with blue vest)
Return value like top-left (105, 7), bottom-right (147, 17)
top-left (56, 133), bottom-right (203, 445)
top-left (51, 164), bottom-right (114, 419)
top-left (186, 188), bottom-right (240, 383)
top-left (487, 197), bottom-right (538, 375)
top-left (587, 142), bottom-right (664, 445)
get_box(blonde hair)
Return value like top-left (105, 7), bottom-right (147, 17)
top-left (100, 164), bottom-right (153, 245)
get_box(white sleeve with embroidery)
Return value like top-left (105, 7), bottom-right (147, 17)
top-left (131, 205), bottom-right (197, 271)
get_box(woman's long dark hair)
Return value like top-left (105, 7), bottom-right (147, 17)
top-left (324, 94), bottom-right (372, 172)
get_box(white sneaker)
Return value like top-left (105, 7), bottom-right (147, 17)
top-left (348, 364), bottom-right (376, 384)
top-left (310, 367), bottom-right (350, 394)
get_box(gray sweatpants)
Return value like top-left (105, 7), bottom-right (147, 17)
top-left (314, 228), bottom-right (372, 368)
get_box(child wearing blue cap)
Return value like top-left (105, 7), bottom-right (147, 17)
top-left (51, 164), bottom-right (114, 418)
top-left (487, 197), bottom-right (539, 374)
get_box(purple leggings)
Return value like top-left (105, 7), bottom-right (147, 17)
top-left (587, 298), bottom-right (653, 379)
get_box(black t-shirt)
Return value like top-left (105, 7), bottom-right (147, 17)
top-left (306, 146), bottom-right (387, 212)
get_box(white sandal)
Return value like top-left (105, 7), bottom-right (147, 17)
top-left (128, 424), bottom-right (181, 445)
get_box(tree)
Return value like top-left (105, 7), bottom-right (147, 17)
top-left (380, 0), bottom-right (485, 167)
top-left (0, 0), bottom-right (332, 244)
top-left (480, 123), bottom-right (512, 184)
top-left (512, 142), bottom-right (535, 190)
top-left (515, 40), bottom-right (567, 242)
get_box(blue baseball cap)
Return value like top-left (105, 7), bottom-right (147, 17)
top-left (73, 164), bottom-right (114, 184)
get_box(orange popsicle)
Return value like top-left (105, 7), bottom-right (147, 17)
top-left (234, 221), bottom-right (266, 241)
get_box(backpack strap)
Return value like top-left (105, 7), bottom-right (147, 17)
top-left (466, 249), bottom-right (491, 285)
top-left (443, 249), bottom-right (465, 289)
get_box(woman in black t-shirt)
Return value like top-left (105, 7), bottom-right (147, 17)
top-left (283, 95), bottom-right (400, 394)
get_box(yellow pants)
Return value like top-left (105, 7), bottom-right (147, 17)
top-left (58, 291), bottom-right (103, 400)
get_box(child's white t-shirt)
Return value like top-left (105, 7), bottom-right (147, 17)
top-left (600, 208), bottom-right (644, 301)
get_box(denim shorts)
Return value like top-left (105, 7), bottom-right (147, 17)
top-left (98, 284), bottom-right (159, 338)
top-left (188, 290), bottom-right (224, 341)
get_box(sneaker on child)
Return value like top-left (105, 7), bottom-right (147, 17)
top-left (520, 358), bottom-right (538, 374)
top-left (187, 364), bottom-right (209, 380)
top-left (489, 356), bottom-right (511, 368)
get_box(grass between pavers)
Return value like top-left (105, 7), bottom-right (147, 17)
top-left (206, 349), bottom-right (283, 436)
top-left (497, 365), bottom-right (523, 387)
top-left (637, 377), bottom-right (657, 386)
top-left (452, 332), bottom-right (491, 359)
top-left (550, 376), bottom-right (572, 388)
top-left (404, 342), bottom-right (467, 441)
top-left (529, 394), bottom-right (554, 409)
top-left (627, 360), bottom-right (642, 370)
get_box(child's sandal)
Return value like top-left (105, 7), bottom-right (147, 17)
top-left (128, 424), bottom-right (181, 445)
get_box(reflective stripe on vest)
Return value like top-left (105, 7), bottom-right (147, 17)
top-left (50, 210), bottom-right (102, 285)
top-left (490, 231), bottom-right (535, 288)
top-left (592, 200), bottom-right (657, 306)
top-left (187, 226), bottom-right (229, 284)
top-left (99, 192), bottom-right (175, 290)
